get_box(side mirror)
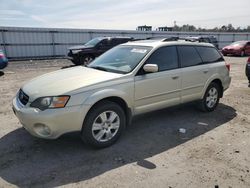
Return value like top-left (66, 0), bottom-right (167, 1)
top-left (143, 64), bottom-right (158, 73)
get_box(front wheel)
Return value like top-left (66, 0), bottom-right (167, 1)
top-left (240, 50), bottom-right (245, 57)
top-left (198, 82), bottom-right (220, 112)
top-left (81, 101), bottom-right (126, 148)
top-left (80, 55), bottom-right (94, 66)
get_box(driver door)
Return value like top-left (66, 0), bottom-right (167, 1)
top-left (134, 46), bottom-right (181, 114)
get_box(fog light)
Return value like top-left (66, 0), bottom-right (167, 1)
top-left (34, 123), bottom-right (51, 137)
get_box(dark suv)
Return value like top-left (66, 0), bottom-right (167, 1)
top-left (184, 36), bottom-right (219, 49)
top-left (67, 37), bottom-right (133, 65)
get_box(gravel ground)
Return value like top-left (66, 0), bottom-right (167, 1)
top-left (0, 57), bottom-right (249, 188)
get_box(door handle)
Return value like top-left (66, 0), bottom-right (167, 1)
top-left (172, 76), bottom-right (179, 80)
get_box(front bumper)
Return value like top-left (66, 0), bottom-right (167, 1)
top-left (67, 54), bottom-right (79, 64)
top-left (66, 55), bottom-right (74, 60)
top-left (12, 97), bottom-right (87, 139)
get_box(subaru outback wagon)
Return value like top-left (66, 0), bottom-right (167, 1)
top-left (13, 39), bottom-right (231, 148)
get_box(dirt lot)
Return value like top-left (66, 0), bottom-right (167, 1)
top-left (0, 57), bottom-right (249, 188)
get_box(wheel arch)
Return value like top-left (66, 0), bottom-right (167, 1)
top-left (79, 52), bottom-right (95, 58)
top-left (211, 79), bottom-right (223, 98)
top-left (202, 77), bottom-right (224, 99)
top-left (83, 91), bottom-right (133, 128)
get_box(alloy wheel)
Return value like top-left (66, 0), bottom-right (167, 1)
top-left (206, 87), bottom-right (218, 108)
top-left (92, 111), bottom-right (120, 142)
top-left (83, 56), bottom-right (93, 65)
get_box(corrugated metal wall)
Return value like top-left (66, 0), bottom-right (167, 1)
top-left (0, 26), bottom-right (250, 59)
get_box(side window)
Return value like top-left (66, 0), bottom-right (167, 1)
top-left (196, 46), bottom-right (223, 63)
top-left (100, 39), bottom-right (111, 47)
top-left (177, 46), bottom-right (203, 68)
top-left (145, 46), bottom-right (178, 72)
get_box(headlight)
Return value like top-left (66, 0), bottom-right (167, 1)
top-left (72, 49), bottom-right (82, 54)
top-left (30, 96), bottom-right (70, 111)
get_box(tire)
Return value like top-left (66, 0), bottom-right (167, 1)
top-left (240, 50), bottom-right (245, 57)
top-left (79, 55), bottom-right (94, 66)
top-left (81, 101), bottom-right (126, 148)
top-left (198, 82), bottom-right (220, 112)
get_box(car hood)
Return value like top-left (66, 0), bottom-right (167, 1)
top-left (223, 45), bottom-right (242, 50)
top-left (22, 66), bottom-right (123, 101)
top-left (68, 45), bottom-right (93, 50)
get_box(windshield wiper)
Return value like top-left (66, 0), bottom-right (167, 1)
top-left (90, 66), bottom-right (109, 72)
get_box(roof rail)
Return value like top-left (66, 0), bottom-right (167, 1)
top-left (162, 37), bottom-right (179, 41)
top-left (132, 36), bottom-right (206, 43)
top-left (145, 36), bottom-right (180, 41)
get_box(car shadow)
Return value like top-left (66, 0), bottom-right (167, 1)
top-left (0, 71), bottom-right (4, 77)
top-left (0, 103), bottom-right (236, 187)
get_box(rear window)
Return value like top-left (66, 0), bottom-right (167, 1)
top-left (196, 46), bottom-right (223, 63)
top-left (177, 46), bottom-right (203, 68)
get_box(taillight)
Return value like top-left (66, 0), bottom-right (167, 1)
top-left (225, 62), bottom-right (230, 71)
top-left (0, 54), bottom-right (4, 58)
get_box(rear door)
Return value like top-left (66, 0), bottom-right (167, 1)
top-left (195, 46), bottom-right (225, 79)
top-left (134, 46), bottom-right (181, 114)
top-left (177, 45), bottom-right (208, 103)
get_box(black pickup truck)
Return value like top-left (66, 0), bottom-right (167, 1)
top-left (67, 37), bottom-right (133, 66)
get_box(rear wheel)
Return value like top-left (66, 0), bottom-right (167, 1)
top-left (198, 82), bottom-right (220, 112)
top-left (81, 101), bottom-right (126, 148)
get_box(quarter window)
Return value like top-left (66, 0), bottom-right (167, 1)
top-left (177, 46), bottom-right (203, 67)
top-left (196, 46), bottom-right (223, 63)
top-left (145, 46), bottom-right (178, 72)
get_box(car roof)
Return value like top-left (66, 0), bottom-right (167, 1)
top-left (123, 39), bottom-right (215, 48)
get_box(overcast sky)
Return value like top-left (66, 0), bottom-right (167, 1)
top-left (0, 0), bottom-right (249, 30)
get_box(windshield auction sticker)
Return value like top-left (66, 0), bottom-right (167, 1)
top-left (131, 49), bottom-right (147, 53)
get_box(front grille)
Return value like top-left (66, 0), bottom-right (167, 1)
top-left (18, 90), bottom-right (29, 106)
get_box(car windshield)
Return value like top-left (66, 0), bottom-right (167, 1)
top-left (84, 38), bottom-right (102, 47)
top-left (88, 45), bottom-right (152, 74)
top-left (231, 41), bottom-right (246, 47)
